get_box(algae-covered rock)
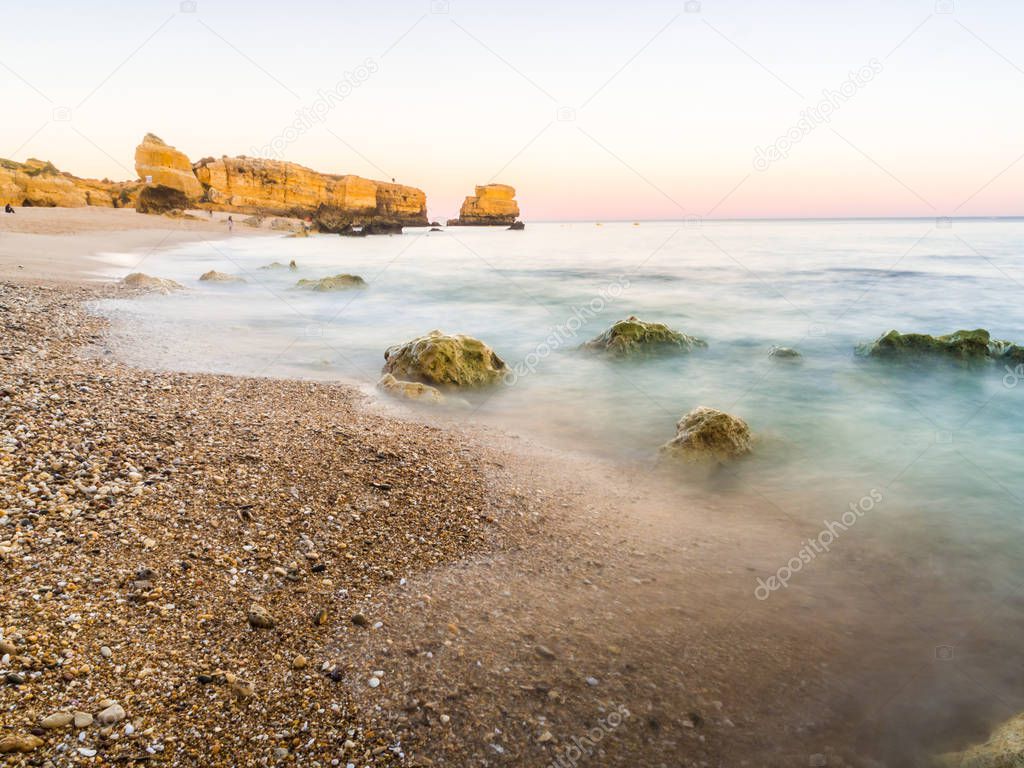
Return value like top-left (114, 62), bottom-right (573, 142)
top-left (660, 407), bottom-right (752, 464)
top-left (260, 260), bottom-right (298, 271)
top-left (768, 346), bottom-right (801, 360)
top-left (376, 373), bottom-right (445, 404)
top-left (858, 329), bottom-right (992, 360)
top-left (295, 274), bottom-right (366, 291)
top-left (383, 330), bottom-right (507, 388)
top-left (199, 270), bottom-right (245, 284)
top-left (989, 339), bottom-right (1024, 365)
top-left (583, 316), bottom-right (707, 358)
top-left (119, 273), bottom-right (184, 293)
top-left (934, 712), bottom-right (1024, 768)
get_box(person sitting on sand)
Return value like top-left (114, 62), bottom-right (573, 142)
top-left (4, 203), bottom-right (14, 214)
top-left (227, 215), bottom-right (233, 232)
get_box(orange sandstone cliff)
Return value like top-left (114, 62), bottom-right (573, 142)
top-left (0, 158), bottom-right (137, 209)
top-left (447, 184), bottom-right (520, 226)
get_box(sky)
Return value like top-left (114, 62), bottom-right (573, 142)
top-left (2, 0), bottom-right (1022, 221)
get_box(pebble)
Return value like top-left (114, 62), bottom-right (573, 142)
top-left (42, 711), bottom-right (74, 729)
top-left (248, 604), bottom-right (276, 629)
top-left (97, 703), bottom-right (126, 724)
top-left (535, 644), bottom-right (557, 660)
top-left (292, 655), bottom-right (308, 669)
top-left (74, 711), bottom-right (93, 728)
top-left (368, 676), bottom-right (381, 688)
top-left (585, 676), bottom-right (599, 686)
top-left (0, 734), bottom-right (44, 753)
top-left (100, 645), bottom-right (112, 659)
top-left (350, 613), bottom-right (369, 627)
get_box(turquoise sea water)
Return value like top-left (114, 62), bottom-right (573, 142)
top-left (93, 219), bottom-right (1024, 521)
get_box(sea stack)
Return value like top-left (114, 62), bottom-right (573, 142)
top-left (134, 133), bottom-right (203, 213)
top-left (447, 183), bottom-right (521, 226)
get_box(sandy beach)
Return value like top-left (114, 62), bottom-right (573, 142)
top-left (0, 210), bottom-right (1008, 767)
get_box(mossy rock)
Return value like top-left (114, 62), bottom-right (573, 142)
top-left (989, 339), bottom-right (1024, 365)
top-left (660, 407), bottom-right (752, 465)
top-left (582, 316), bottom-right (707, 358)
top-left (934, 712), bottom-right (1024, 767)
top-left (383, 330), bottom-right (507, 388)
top-left (295, 274), bottom-right (366, 291)
top-left (768, 346), bottom-right (801, 360)
top-left (859, 329), bottom-right (991, 360)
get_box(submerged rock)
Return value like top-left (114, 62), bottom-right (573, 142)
top-left (199, 270), bottom-right (245, 284)
top-left (858, 329), bottom-right (992, 360)
top-left (295, 274), bottom-right (366, 291)
top-left (768, 346), bottom-right (801, 360)
top-left (376, 373), bottom-right (445, 404)
top-left (583, 316), bottom-right (707, 358)
top-left (935, 712), bottom-right (1024, 767)
top-left (119, 273), bottom-right (184, 293)
top-left (383, 330), bottom-right (507, 388)
top-left (660, 407), bottom-right (752, 464)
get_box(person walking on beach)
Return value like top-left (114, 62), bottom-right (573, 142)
top-left (4, 203), bottom-right (14, 214)
top-left (227, 215), bottom-right (233, 233)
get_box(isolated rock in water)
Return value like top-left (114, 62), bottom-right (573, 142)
top-left (583, 316), bottom-right (707, 358)
top-left (383, 330), bottom-right (508, 387)
top-left (377, 373), bottom-right (445, 404)
top-left (768, 345), bottom-right (801, 360)
top-left (858, 329), bottom-right (992, 360)
top-left (295, 274), bottom-right (366, 291)
top-left (199, 270), bottom-right (245, 283)
top-left (120, 273), bottom-right (184, 293)
top-left (447, 184), bottom-right (520, 226)
top-left (935, 712), bottom-right (1024, 767)
top-left (507, 220), bottom-right (525, 230)
top-left (134, 133), bottom-right (202, 201)
top-left (135, 185), bottom-right (191, 214)
top-left (660, 407), bottom-right (752, 464)
top-left (259, 262), bottom-right (290, 270)
top-left (0, 734), bottom-right (44, 753)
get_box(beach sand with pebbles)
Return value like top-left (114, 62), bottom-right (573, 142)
top-left (0, 209), bottom-right (986, 767)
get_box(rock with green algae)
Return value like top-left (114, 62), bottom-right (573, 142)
top-left (769, 345), bottom-right (801, 360)
top-left (376, 373), bottom-right (445, 404)
top-left (259, 260), bottom-right (298, 271)
top-left (934, 712), bottom-right (1024, 768)
top-left (989, 339), bottom-right (1024, 364)
top-left (582, 316), bottom-right (707, 358)
top-left (295, 274), bottom-right (366, 291)
top-left (659, 407), bottom-right (752, 465)
top-left (858, 329), bottom-right (992, 360)
top-left (382, 330), bottom-right (507, 388)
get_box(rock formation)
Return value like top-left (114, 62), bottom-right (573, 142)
top-left (192, 155), bottom-right (427, 229)
top-left (583, 317), bottom-right (707, 358)
top-left (660, 407), bottom-right (752, 464)
top-left (382, 330), bottom-right (508, 388)
top-left (0, 158), bottom-right (136, 208)
top-left (135, 133), bottom-right (202, 196)
top-left (295, 274), bottom-right (367, 291)
top-left (447, 183), bottom-right (520, 226)
top-left (768, 345), bottom-right (801, 360)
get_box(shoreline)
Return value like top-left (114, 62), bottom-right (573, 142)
top-left (0, 209), bottom-right (1007, 766)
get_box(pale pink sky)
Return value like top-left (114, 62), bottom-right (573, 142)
top-left (2, 0), bottom-right (1022, 221)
